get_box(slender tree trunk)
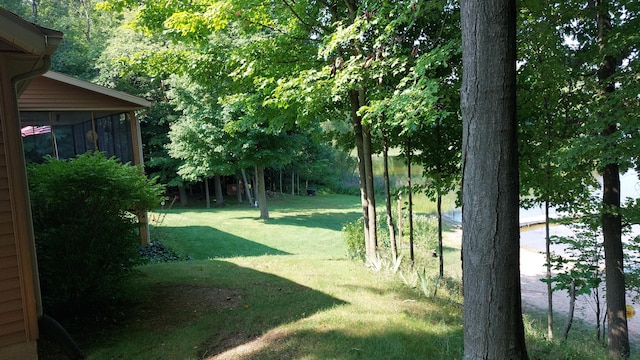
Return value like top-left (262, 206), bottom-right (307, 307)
top-left (545, 200), bottom-right (554, 340)
top-left (291, 168), bottom-right (295, 196)
top-left (257, 166), bottom-right (269, 219)
top-left (436, 121), bottom-right (444, 278)
top-left (461, 0), bottom-right (528, 357)
top-left (241, 168), bottom-right (254, 206)
top-left (382, 129), bottom-right (398, 262)
top-left (360, 88), bottom-right (377, 255)
top-left (437, 194), bottom-right (443, 278)
top-left (254, 166), bottom-right (259, 203)
top-left (564, 279), bottom-right (576, 340)
top-left (349, 89), bottom-right (371, 254)
top-left (279, 168), bottom-right (283, 193)
top-left (31, 0), bottom-right (38, 20)
top-left (397, 194), bottom-right (403, 247)
top-left (362, 122), bottom-right (377, 254)
top-left (595, 285), bottom-right (602, 341)
top-left (237, 177), bottom-right (243, 203)
top-left (407, 137), bottom-right (414, 267)
top-left (214, 173), bottom-right (224, 207)
top-left (204, 177), bottom-right (211, 209)
top-left (544, 98), bottom-right (554, 341)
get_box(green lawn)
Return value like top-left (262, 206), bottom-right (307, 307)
top-left (44, 193), bottom-right (633, 359)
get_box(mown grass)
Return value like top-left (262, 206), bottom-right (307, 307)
top-left (50, 193), bottom-right (640, 359)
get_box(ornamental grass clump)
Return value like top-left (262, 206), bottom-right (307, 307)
top-left (28, 152), bottom-right (163, 314)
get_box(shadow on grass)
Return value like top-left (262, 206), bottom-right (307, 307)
top-left (264, 211), bottom-right (363, 231)
top-left (46, 260), bottom-right (348, 360)
top-left (153, 225), bottom-right (290, 259)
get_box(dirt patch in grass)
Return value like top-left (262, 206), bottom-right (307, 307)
top-left (38, 284), bottom-right (243, 360)
top-left (137, 284), bottom-right (244, 330)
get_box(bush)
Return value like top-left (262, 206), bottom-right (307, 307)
top-left (342, 217), bottom-right (365, 260)
top-left (28, 152), bottom-right (164, 312)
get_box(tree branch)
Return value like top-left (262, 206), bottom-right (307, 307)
top-left (281, 0), bottom-right (326, 35)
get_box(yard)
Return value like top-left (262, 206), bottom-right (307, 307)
top-left (39, 194), bottom-right (623, 359)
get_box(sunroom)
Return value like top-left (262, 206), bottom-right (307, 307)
top-left (17, 71), bottom-right (153, 244)
top-left (17, 71), bottom-right (151, 165)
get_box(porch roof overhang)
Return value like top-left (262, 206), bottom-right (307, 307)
top-left (18, 71), bottom-right (153, 113)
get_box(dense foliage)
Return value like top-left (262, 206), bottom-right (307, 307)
top-left (1, 0), bottom-right (638, 356)
top-left (28, 152), bottom-right (163, 312)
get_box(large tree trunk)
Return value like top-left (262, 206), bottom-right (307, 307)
top-left (382, 129), bottom-right (398, 262)
top-left (349, 89), bottom-right (372, 255)
top-left (461, 0), bottom-right (528, 358)
top-left (214, 173), bottom-right (224, 207)
top-left (597, 0), bottom-right (629, 356)
top-left (603, 161), bottom-right (628, 356)
top-left (257, 166), bottom-right (269, 219)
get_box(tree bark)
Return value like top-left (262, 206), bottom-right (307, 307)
top-left (349, 89), bottom-right (372, 254)
top-left (382, 129), bottom-right (398, 262)
top-left (603, 161), bottom-right (629, 356)
top-left (437, 194), bottom-right (443, 278)
top-left (237, 177), bottom-right (243, 203)
top-left (362, 121), bottom-right (377, 254)
top-left (461, 0), bottom-right (528, 358)
top-left (436, 121), bottom-right (444, 278)
top-left (397, 195), bottom-right (402, 246)
top-left (213, 173), bottom-right (224, 207)
top-left (407, 137), bottom-right (414, 267)
top-left (596, 0), bottom-right (629, 356)
top-left (204, 177), bottom-right (211, 209)
top-left (360, 87), bottom-right (377, 255)
top-left (564, 279), bottom-right (576, 340)
top-left (241, 168), bottom-right (254, 206)
top-left (545, 200), bottom-right (554, 340)
top-left (254, 166), bottom-right (259, 202)
top-left (257, 166), bottom-right (269, 219)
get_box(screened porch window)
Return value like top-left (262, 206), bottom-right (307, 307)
top-left (20, 111), bottom-right (134, 163)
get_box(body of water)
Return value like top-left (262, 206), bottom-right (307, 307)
top-left (444, 170), bottom-right (640, 226)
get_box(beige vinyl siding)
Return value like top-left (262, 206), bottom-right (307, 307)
top-left (0, 121), bottom-right (28, 348)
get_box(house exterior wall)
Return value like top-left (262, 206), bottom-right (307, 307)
top-left (0, 56), bottom-right (39, 360)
